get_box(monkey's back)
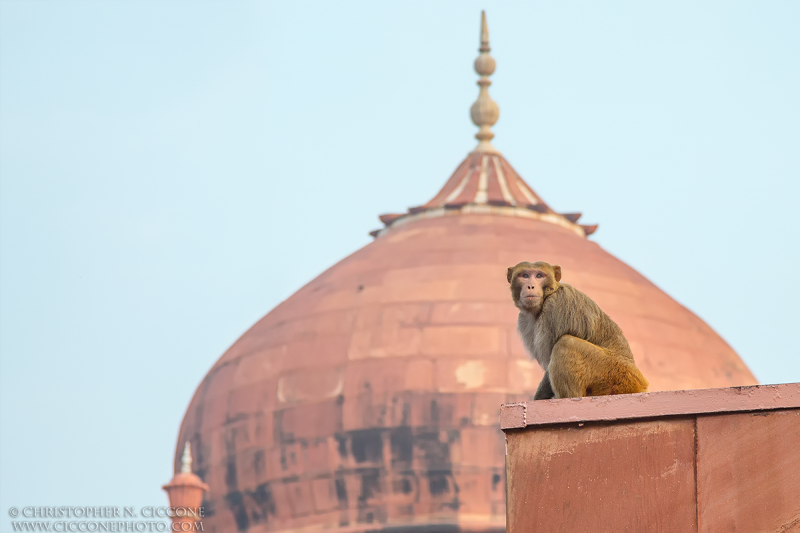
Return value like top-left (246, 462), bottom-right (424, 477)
top-left (544, 283), bottom-right (634, 359)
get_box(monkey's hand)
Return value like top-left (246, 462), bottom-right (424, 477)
top-left (533, 371), bottom-right (555, 400)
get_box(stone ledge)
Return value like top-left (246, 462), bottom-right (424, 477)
top-left (500, 382), bottom-right (800, 429)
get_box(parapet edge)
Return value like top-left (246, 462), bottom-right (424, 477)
top-left (499, 383), bottom-right (800, 430)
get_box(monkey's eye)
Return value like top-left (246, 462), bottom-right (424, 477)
top-left (535, 272), bottom-right (545, 279)
top-left (520, 273), bottom-right (529, 279)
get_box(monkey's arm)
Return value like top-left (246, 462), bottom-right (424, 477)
top-left (533, 371), bottom-right (555, 400)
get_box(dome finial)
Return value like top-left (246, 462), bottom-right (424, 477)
top-left (180, 441), bottom-right (193, 474)
top-left (470, 11), bottom-right (500, 154)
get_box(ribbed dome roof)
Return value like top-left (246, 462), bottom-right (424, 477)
top-left (171, 12), bottom-right (756, 533)
top-left (375, 151), bottom-right (597, 238)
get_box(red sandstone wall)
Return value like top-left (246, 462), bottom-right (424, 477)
top-left (503, 384), bottom-right (800, 533)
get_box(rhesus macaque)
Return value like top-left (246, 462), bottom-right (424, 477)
top-left (507, 261), bottom-right (649, 400)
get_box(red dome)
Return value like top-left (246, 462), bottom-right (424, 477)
top-left (174, 153), bottom-right (755, 533)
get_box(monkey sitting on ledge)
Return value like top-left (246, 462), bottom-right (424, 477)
top-left (507, 261), bottom-right (649, 400)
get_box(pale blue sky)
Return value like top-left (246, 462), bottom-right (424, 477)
top-left (1, 0), bottom-right (798, 521)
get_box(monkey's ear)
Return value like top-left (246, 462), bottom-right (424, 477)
top-left (553, 265), bottom-right (562, 282)
top-left (506, 267), bottom-right (514, 284)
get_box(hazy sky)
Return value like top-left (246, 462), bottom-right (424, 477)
top-left (1, 0), bottom-right (798, 522)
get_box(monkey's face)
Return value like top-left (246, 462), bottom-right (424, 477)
top-left (507, 261), bottom-right (562, 313)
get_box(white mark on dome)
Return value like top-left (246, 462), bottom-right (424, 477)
top-left (493, 156), bottom-right (515, 205)
top-left (455, 360), bottom-right (487, 389)
top-left (516, 176), bottom-right (540, 205)
top-left (474, 155), bottom-right (490, 204)
top-left (445, 165), bottom-right (475, 204)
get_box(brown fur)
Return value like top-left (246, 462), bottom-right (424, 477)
top-left (508, 261), bottom-right (649, 400)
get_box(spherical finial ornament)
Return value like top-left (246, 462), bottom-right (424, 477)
top-left (474, 54), bottom-right (496, 77)
top-left (470, 11), bottom-right (500, 154)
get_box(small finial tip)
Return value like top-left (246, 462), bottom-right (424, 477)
top-left (181, 442), bottom-right (193, 474)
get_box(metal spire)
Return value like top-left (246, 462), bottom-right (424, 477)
top-left (470, 11), bottom-right (500, 154)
